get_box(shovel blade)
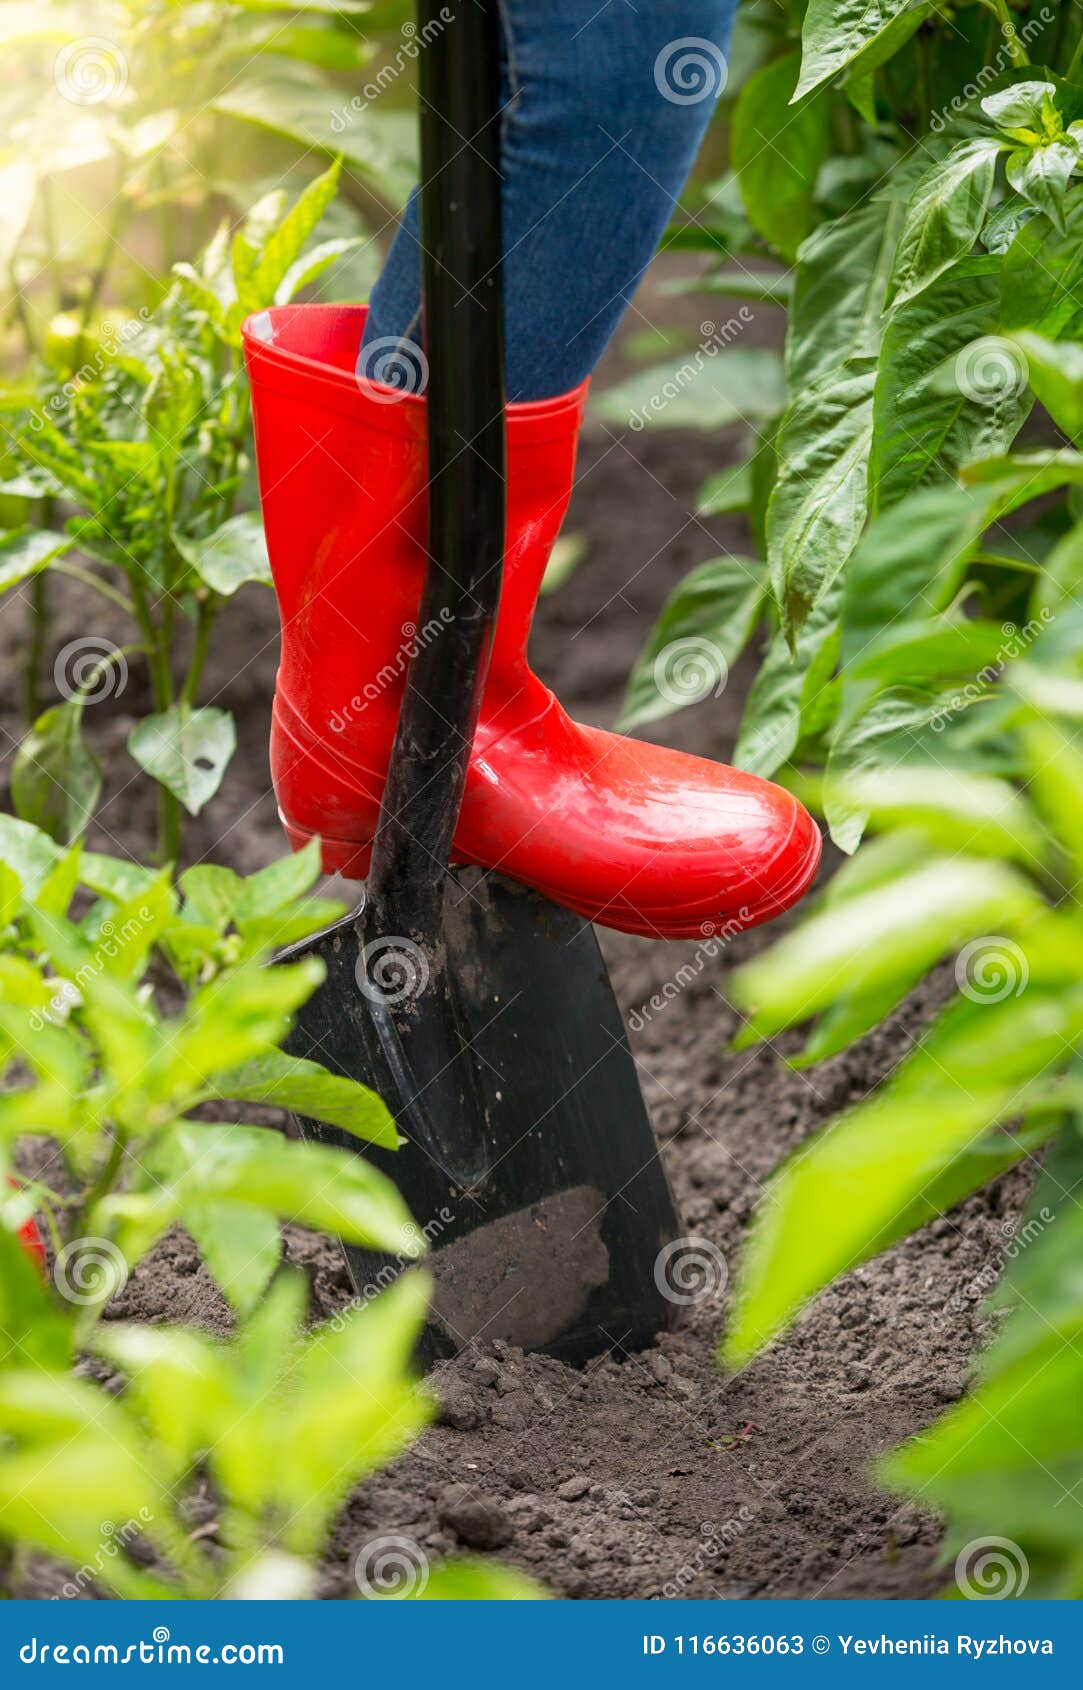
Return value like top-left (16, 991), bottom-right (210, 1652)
top-left (281, 869), bottom-right (679, 1365)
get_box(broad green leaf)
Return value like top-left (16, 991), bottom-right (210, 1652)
top-left (795, 0), bottom-right (935, 101)
top-left (824, 767), bottom-right (1045, 865)
top-left (841, 483), bottom-right (993, 667)
top-left (128, 707), bottom-right (236, 817)
top-left (11, 701), bottom-right (100, 844)
top-left (0, 813), bottom-right (63, 894)
top-left (184, 1201), bottom-right (281, 1316)
top-left (178, 511), bottom-right (272, 595)
top-left (824, 686), bottom-right (966, 852)
top-left (214, 81), bottom-right (417, 208)
top-left (140, 1122), bottom-right (421, 1261)
top-left (593, 347), bottom-right (785, 432)
top-left (209, 1050), bottom-right (400, 1150)
top-left (786, 199), bottom-right (901, 389)
top-left (235, 836), bottom-right (323, 918)
top-left (1007, 141), bottom-right (1080, 231)
top-left (618, 555), bottom-right (766, 729)
top-left (732, 52), bottom-right (831, 263)
top-left (872, 260), bottom-right (1031, 512)
top-left (766, 357), bottom-right (875, 639)
top-left (734, 587), bottom-right (841, 776)
top-left (1002, 186), bottom-right (1083, 340)
top-left (981, 82), bottom-right (1061, 137)
top-left (1033, 519), bottom-right (1083, 617)
top-left (887, 139), bottom-right (1005, 308)
top-left (1010, 330), bottom-right (1083, 444)
top-left (165, 959), bottom-right (325, 1092)
top-left (731, 854), bottom-right (1039, 1039)
top-left (697, 461), bottom-right (751, 514)
top-left (0, 528), bottom-right (69, 591)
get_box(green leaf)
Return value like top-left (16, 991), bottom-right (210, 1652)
top-left (184, 1201), bottom-right (281, 1316)
top-left (128, 707), bottom-right (236, 817)
top-left (178, 511), bottom-right (272, 596)
top-left (734, 588), bottom-right (840, 777)
top-left (160, 1121), bottom-right (422, 1263)
top-left (618, 555), bottom-right (766, 730)
top-left (824, 687), bottom-right (962, 852)
top-left (11, 701), bottom-right (100, 844)
top-left (766, 357), bottom-right (876, 639)
top-left (213, 81), bottom-right (417, 208)
top-left (887, 139), bottom-right (1005, 309)
top-left (786, 198), bottom-right (901, 390)
top-left (1010, 330), bottom-right (1083, 444)
top-left (275, 235), bottom-right (363, 305)
top-left (731, 52), bottom-right (831, 263)
top-left (795, 0), bottom-right (935, 101)
top-left (840, 483), bottom-right (995, 667)
top-left (1001, 186), bottom-right (1083, 340)
top-left (731, 855), bottom-right (1039, 1041)
top-left (0, 528), bottom-right (69, 591)
top-left (981, 82), bottom-right (1061, 137)
top-left (235, 837), bottom-right (323, 918)
top-left (697, 461), bottom-right (751, 515)
top-left (825, 766), bottom-right (1045, 865)
top-left (1006, 141), bottom-right (1080, 231)
top-left (252, 158), bottom-right (342, 306)
top-left (209, 1050), bottom-right (400, 1150)
top-left (871, 260), bottom-right (1031, 513)
top-left (0, 813), bottom-right (64, 895)
top-left (592, 347), bottom-right (785, 432)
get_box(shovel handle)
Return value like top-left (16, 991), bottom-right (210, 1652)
top-left (365, 0), bottom-right (505, 944)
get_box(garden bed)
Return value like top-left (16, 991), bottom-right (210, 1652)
top-left (0, 399), bottom-right (1032, 1605)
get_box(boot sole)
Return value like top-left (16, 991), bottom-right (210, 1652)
top-left (281, 816), bottom-right (822, 942)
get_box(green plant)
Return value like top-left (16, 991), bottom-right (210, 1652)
top-left (0, 815), bottom-right (542, 1598)
top-left (721, 604), bottom-right (1083, 1594)
top-left (614, 2), bottom-right (1083, 767)
top-left (601, 0), bottom-right (1083, 1597)
top-left (2, 161), bottom-right (352, 860)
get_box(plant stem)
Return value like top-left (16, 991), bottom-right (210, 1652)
top-left (131, 581), bottom-right (182, 863)
top-left (983, 0), bottom-right (1030, 66)
top-left (180, 596), bottom-right (216, 707)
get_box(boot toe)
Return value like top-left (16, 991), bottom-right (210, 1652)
top-left (463, 715), bottom-right (821, 940)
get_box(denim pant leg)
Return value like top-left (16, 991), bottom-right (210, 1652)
top-left (359, 0), bottom-right (738, 401)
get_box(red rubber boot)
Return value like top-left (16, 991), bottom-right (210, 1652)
top-left (244, 305), bottom-right (820, 940)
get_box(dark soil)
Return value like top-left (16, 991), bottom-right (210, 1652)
top-left (0, 285), bottom-right (1033, 1601)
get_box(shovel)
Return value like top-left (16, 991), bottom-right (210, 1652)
top-left (279, 0), bottom-right (680, 1365)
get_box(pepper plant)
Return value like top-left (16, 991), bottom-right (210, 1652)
top-left (0, 815), bottom-right (542, 1599)
top-left (2, 161), bottom-right (352, 860)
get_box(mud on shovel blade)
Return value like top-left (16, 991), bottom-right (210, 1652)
top-left (280, 0), bottom-right (680, 1365)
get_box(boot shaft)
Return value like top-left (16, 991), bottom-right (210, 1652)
top-left (244, 305), bottom-right (587, 748)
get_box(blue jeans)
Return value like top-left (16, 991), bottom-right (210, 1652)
top-left (359, 0), bottom-right (738, 401)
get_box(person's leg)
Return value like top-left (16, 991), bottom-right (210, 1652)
top-left (359, 0), bottom-right (738, 401)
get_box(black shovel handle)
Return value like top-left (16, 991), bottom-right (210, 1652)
top-left (365, 0), bottom-right (505, 943)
